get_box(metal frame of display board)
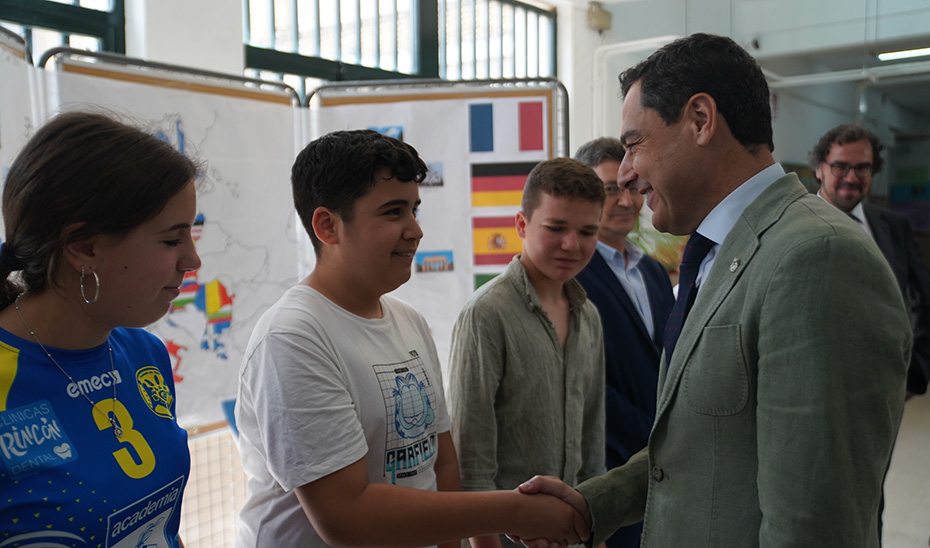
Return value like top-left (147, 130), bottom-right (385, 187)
top-left (0, 23), bottom-right (30, 64)
top-left (39, 46), bottom-right (300, 106)
top-left (308, 77), bottom-right (570, 157)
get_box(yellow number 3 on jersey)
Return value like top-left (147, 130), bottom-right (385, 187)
top-left (93, 398), bottom-right (156, 478)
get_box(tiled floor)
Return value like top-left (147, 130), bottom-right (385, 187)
top-left (883, 394), bottom-right (930, 548)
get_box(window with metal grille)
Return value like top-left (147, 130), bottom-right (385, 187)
top-left (441, 0), bottom-right (556, 80)
top-left (243, 0), bottom-right (556, 100)
top-left (0, 0), bottom-right (124, 58)
top-left (246, 0), bottom-right (419, 74)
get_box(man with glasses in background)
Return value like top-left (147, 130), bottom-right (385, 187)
top-left (810, 123), bottom-right (930, 546)
top-left (810, 124), bottom-right (930, 399)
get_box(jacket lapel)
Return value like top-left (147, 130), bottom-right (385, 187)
top-left (863, 205), bottom-right (894, 262)
top-left (657, 174), bottom-right (808, 411)
top-left (643, 265), bottom-right (671, 348)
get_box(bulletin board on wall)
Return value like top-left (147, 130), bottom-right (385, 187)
top-left (308, 78), bottom-right (569, 376)
top-left (38, 48), bottom-right (304, 429)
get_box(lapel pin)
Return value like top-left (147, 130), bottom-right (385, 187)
top-left (729, 258), bottom-right (740, 272)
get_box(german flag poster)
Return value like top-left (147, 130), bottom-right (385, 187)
top-left (470, 161), bottom-right (538, 207)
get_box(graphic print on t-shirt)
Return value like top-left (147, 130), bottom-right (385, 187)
top-left (375, 350), bottom-right (439, 484)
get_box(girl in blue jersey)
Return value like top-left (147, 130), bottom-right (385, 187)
top-left (0, 111), bottom-right (201, 547)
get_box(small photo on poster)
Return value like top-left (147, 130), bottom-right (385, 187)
top-left (370, 125), bottom-right (404, 141)
top-left (416, 250), bottom-right (454, 273)
top-left (423, 162), bottom-right (444, 187)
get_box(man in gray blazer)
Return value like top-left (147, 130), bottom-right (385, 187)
top-left (517, 33), bottom-right (910, 548)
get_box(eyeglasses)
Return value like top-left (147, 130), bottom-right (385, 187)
top-left (604, 184), bottom-right (629, 196)
top-left (827, 162), bottom-right (874, 179)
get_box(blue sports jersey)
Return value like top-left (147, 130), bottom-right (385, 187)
top-left (0, 327), bottom-right (189, 547)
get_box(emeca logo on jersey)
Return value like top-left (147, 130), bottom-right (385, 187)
top-left (65, 368), bottom-right (123, 399)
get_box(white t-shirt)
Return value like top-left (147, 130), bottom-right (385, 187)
top-left (235, 285), bottom-right (451, 547)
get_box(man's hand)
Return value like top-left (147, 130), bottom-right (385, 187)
top-left (519, 476), bottom-right (592, 528)
top-left (503, 489), bottom-right (589, 548)
top-left (509, 476), bottom-right (592, 548)
top-left (507, 476), bottom-right (591, 548)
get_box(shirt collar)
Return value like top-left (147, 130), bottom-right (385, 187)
top-left (816, 189), bottom-right (867, 220)
top-left (850, 200), bottom-right (867, 223)
top-left (696, 163), bottom-right (785, 245)
top-left (596, 239), bottom-right (644, 270)
top-left (509, 255), bottom-right (588, 310)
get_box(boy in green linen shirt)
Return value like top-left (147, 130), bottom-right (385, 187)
top-left (449, 157), bottom-right (608, 548)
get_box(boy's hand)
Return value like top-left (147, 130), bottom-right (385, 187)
top-left (507, 476), bottom-right (592, 548)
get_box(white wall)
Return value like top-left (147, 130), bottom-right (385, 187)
top-left (554, 1), bottom-right (609, 155)
top-left (769, 83), bottom-right (857, 165)
top-left (731, 0), bottom-right (930, 59)
top-left (561, 0), bottom-right (733, 151)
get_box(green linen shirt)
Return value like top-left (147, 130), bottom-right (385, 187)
top-left (448, 256), bottom-right (606, 502)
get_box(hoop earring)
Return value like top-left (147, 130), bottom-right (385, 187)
top-left (80, 266), bottom-right (100, 305)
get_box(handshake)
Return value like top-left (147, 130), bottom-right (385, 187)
top-left (504, 476), bottom-right (592, 548)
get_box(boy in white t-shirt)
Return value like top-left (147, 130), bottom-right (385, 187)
top-left (235, 130), bottom-right (587, 548)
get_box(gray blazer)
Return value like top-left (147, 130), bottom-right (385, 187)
top-left (577, 173), bottom-right (910, 548)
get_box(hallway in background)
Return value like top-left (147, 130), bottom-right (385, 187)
top-left (884, 393), bottom-right (930, 547)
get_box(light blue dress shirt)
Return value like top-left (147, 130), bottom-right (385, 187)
top-left (694, 163), bottom-right (786, 288)
top-left (596, 239), bottom-right (655, 339)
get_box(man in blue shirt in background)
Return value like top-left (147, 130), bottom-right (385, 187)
top-left (574, 137), bottom-right (674, 548)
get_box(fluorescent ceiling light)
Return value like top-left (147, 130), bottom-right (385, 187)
top-left (877, 47), bottom-right (930, 61)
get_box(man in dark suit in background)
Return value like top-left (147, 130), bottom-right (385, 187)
top-left (573, 137), bottom-right (674, 548)
top-left (810, 124), bottom-right (930, 546)
top-left (810, 124), bottom-right (930, 397)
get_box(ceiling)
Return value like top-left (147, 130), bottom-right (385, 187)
top-left (582, 0), bottom-right (930, 131)
top-left (752, 34), bottom-right (930, 116)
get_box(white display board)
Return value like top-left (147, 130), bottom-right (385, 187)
top-left (45, 60), bottom-right (301, 428)
top-left (313, 83), bottom-right (563, 376)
